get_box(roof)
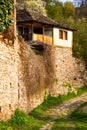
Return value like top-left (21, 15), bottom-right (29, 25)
top-left (17, 9), bottom-right (75, 31)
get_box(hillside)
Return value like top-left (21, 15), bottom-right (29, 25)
top-left (75, 5), bottom-right (87, 18)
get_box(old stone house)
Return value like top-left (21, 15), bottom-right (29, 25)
top-left (17, 9), bottom-right (75, 48)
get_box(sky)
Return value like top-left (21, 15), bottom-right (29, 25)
top-left (59, 0), bottom-right (73, 3)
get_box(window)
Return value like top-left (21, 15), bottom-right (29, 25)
top-left (24, 28), bottom-right (29, 34)
top-left (44, 27), bottom-right (52, 36)
top-left (59, 30), bottom-right (63, 39)
top-left (33, 27), bottom-right (43, 34)
top-left (59, 30), bottom-right (68, 40)
top-left (18, 26), bottom-right (32, 41)
top-left (28, 27), bottom-right (32, 34)
top-left (64, 31), bottom-right (68, 40)
top-left (18, 27), bottom-right (23, 35)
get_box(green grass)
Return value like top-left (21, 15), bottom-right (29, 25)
top-left (0, 109), bottom-right (45, 130)
top-left (52, 102), bottom-right (87, 130)
top-left (77, 86), bottom-right (87, 96)
top-left (30, 86), bottom-right (87, 119)
top-left (52, 118), bottom-right (87, 130)
top-left (71, 102), bottom-right (87, 121)
top-left (0, 86), bottom-right (87, 130)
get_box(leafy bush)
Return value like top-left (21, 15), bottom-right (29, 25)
top-left (7, 109), bottom-right (44, 129)
top-left (0, 0), bottom-right (13, 32)
top-left (8, 109), bottom-right (29, 126)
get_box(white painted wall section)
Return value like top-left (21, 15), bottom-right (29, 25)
top-left (53, 28), bottom-right (73, 48)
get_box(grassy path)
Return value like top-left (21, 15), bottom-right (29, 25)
top-left (1, 87), bottom-right (87, 130)
top-left (40, 92), bottom-right (87, 130)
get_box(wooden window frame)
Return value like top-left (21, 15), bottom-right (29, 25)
top-left (59, 30), bottom-right (68, 40)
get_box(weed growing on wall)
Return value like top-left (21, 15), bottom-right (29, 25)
top-left (62, 82), bottom-right (77, 94)
top-left (0, 0), bottom-right (13, 32)
top-left (54, 77), bottom-right (59, 85)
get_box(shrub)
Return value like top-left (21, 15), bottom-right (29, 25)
top-left (0, 0), bottom-right (13, 32)
top-left (8, 109), bottom-right (29, 126)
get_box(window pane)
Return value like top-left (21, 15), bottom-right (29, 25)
top-left (33, 27), bottom-right (43, 34)
top-left (29, 27), bottom-right (32, 33)
top-left (59, 30), bottom-right (63, 39)
top-left (24, 28), bottom-right (29, 34)
top-left (44, 27), bottom-right (52, 36)
top-left (64, 31), bottom-right (68, 40)
top-left (18, 27), bottom-right (23, 35)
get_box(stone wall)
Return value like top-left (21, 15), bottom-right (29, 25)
top-left (50, 47), bottom-right (87, 96)
top-left (0, 38), bottom-right (87, 120)
top-left (17, 41), bottom-right (47, 112)
top-left (0, 40), bottom-right (19, 120)
top-left (0, 39), bottom-right (49, 120)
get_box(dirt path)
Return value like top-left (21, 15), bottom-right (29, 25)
top-left (40, 92), bottom-right (87, 130)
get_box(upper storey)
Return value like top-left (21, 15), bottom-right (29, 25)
top-left (17, 9), bottom-right (75, 48)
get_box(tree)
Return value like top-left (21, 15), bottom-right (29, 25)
top-left (44, 0), bottom-right (63, 21)
top-left (73, 18), bottom-right (87, 62)
top-left (63, 2), bottom-right (75, 18)
top-left (17, 0), bottom-right (47, 16)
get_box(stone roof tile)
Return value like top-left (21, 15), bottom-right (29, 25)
top-left (17, 9), bottom-right (76, 31)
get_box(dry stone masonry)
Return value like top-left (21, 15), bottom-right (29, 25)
top-left (54, 47), bottom-right (87, 95)
top-left (45, 45), bottom-right (87, 96)
top-left (0, 38), bottom-right (86, 120)
top-left (0, 40), bottom-right (19, 120)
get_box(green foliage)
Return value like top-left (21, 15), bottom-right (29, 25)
top-left (71, 102), bottom-right (87, 120)
top-left (30, 86), bottom-right (87, 119)
top-left (62, 82), bottom-right (77, 94)
top-left (0, 122), bottom-right (13, 130)
top-left (44, 1), bottom-right (75, 22)
top-left (60, 16), bottom-right (87, 62)
top-left (77, 86), bottom-right (87, 95)
top-left (8, 109), bottom-right (29, 126)
top-left (0, 87), bottom-right (87, 129)
top-left (73, 18), bottom-right (87, 61)
top-left (0, 109), bottom-right (44, 130)
top-left (44, 1), bottom-right (87, 62)
top-left (0, 0), bottom-right (14, 32)
top-left (63, 2), bottom-right (75, 18)
top-left (9, 109), bottom-right (44, 129)
top-left (52, 102), bottom-right (87, 130)
top-left (17, 0), bottom-right (47, 16)
top-left (45, 1), bottom-right (63, 21)
top-left (52, 116), bottom-right (87, 130)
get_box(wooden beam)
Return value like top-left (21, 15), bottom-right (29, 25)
top-left (33, 22), bottom-right (43, 27)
